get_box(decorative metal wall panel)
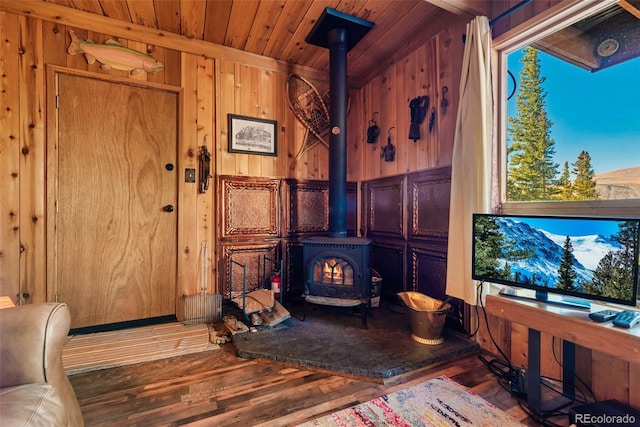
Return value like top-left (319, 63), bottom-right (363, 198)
top-left (409, 244), bottom-right (448, 301)
top-left (370, 240), bottom-right (406, 299)
top-left (362, 167), bottom-right (452, 304)
top-left (219, 176), bottom-right (280, 239)
top-left (283, 180), bottom-right (329, 235)
top-left (219, 241), bottom-right (280, 300)
top-left (364, 175), bottom-right (404, 238)
top-left (408, 167), bottom-right (451, 241)
top-left (282, 179), bottom-right (357, 236)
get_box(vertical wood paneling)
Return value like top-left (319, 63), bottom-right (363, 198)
top-left (379, 69), bottom-right (395, 178)
top-left (630, 363), bottom-right (640, 409)
top-left (484, 314), bottom-right (512, 362)
top-left (217, 60), bottom-right (236, 177)
top-left (575, 345), bottom-right (593, 391)
top-left (354, 21), bottom-right (464, 182)
top-left (419, 40), bottom-right (436, 170)
top-left (196, 55), bottom-right (216, 295)
top-left (346, 86), bottom-right (364, 183)
top-left (361, 75), bottom-right (382, 179)
top-left (18, 16), bottom-right (46, 304)
top-left (436, 20), bottom-right (465, 166)
top-left (401, 50), bottom-right (416, 172)
top-left (510, 322), bottom-right (528, 368)
top-left (0, 12), bottom-right (21, 304)
top-left (274, 73), bottom-right (291, 176)
top-left (592, 350), bottom-right (630, 402)
top-left (246, 67), bottom-right (263, 176)
top-left (233, 64), bottom-right (249, 176)
top-left (178, 52), bottom-right (200, 308)
top-left (42, 22), bottom-right (67, 67)
top-left (540, 334), bottom-right (562, 381)
top-left (396, 54), bottom-right (410, 175)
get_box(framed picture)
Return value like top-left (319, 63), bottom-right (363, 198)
top-left (228, 114), bottom-right (277, 156)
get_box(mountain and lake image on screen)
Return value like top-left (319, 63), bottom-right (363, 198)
top-left (472, 214), bottom-right (640, 307)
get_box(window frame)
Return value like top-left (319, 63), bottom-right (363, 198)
top-left (492, 0), bottom-right (639, 217)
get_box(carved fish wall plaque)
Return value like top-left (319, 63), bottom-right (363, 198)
top-left (67, 30), bottom-right (164, 75)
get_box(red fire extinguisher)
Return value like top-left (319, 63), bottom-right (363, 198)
top-left (271, 271), bottom-right (281, 299)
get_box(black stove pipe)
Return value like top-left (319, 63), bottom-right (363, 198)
top-left (327, 27), bottom-right (348, 238)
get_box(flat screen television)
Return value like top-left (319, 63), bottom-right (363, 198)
top-left (472, 214), bottom-right (640, 308)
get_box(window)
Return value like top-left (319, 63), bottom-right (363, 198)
top-left (494, 0), bottom-right (640, 217)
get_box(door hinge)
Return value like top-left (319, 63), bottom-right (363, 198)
top-left (56, 95), bottom-right (59, 109)
top-left (55, 200), bottom-right (59, 213)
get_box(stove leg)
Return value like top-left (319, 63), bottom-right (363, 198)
top-left (360, 302), bottom-right (368, 329)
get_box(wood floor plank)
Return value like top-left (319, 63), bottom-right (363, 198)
top-left (69, 344), bottom-right (558, 426)
top-left (63, 322), bottom-right (218, 374)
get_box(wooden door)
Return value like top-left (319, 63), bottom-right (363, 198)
top-left (51, 73), bottom-right (178, 329)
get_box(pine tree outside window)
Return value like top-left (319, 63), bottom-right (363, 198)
top-left (492, 1), bottom-right (639, 303)
top-left (494, 1), bottom-right (640, 218)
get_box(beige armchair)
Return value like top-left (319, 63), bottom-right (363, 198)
top-left (0, 303), bottom-right (84, 426)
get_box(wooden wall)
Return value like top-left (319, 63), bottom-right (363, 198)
top-left (0, 4), bottom-right (466, 309)
top-left (0, 8), bottom-right (331, 309)
top-left (348, 19), bottom-right (468, 181)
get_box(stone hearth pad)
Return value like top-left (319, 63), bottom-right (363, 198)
top-left (231, 302), bottom-right (479, 379)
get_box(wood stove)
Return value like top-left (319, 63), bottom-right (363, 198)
top-left (302, 9), bottom-right (374, 328)
top-left (303, 236), bottom-right (371, 327)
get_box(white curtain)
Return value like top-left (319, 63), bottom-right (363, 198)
top-left (445, 16), bottom-right (495, 306)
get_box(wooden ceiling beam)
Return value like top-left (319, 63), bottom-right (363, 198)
top-left (618, 0), bottom-right (640, 19)
top-left (422, 0), bottom-right (489, 17)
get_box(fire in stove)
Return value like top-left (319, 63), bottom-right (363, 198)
top-left (315, 258), bottom-right (354, 286)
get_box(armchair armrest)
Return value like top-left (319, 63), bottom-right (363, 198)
top-left (0, 303), bottom-right (84, 426)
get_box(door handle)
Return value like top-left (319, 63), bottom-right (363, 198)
top-left (163, 205), bottom-right (174, 212)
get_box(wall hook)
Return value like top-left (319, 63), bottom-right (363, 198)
top-left (199, 145), bottom-right (212, 193)
top-left (429, 107), bottom-right (436, 133)
top-left (381, 127), bottom-right (396, 162)
top-left (367, 112), bottom-right (380, 143)
top-left (441, 86), bottom-right (449, 112)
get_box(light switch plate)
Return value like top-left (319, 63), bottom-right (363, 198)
top-left (185, 168), bottom-right (196, 183)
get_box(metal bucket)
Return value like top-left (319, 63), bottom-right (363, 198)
top-left (397, 291), bottom-right (450, 345)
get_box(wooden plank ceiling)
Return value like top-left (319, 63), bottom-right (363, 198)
top-left (42, 0), bottom-right (483, 84)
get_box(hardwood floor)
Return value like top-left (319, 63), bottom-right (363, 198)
top-left (68, 344), bottom-right (573, 426)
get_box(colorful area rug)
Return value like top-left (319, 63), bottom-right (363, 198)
top-left (297, 375), bottom-right (524, 426)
